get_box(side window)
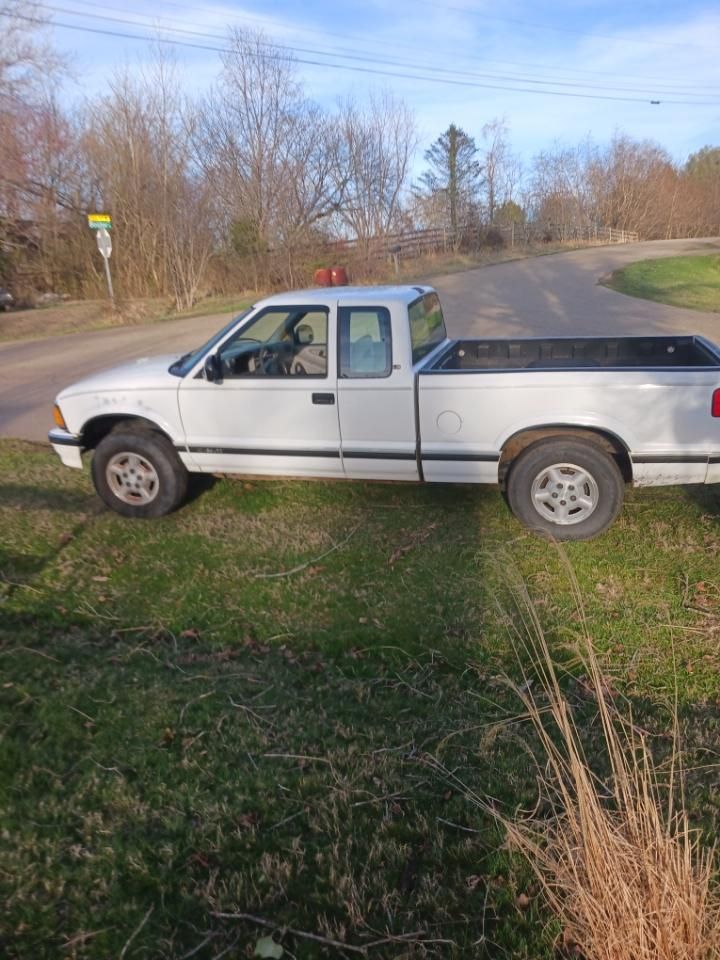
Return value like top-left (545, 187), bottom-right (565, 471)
top-left (339, 307), bottom-right (392, 379)
top-left (408, 293), bottom-right (447, 364)
top-left (217, 306), bottom-right (328, 378)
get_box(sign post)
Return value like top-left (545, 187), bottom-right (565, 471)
top-left (87, 214), bottom-right (115, 306)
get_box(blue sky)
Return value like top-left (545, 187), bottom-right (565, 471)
top-left (44, 0), bottom-right (720, 168)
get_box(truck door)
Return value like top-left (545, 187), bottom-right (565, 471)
top-left (177, 303), bottom-right (343, 477)
top-left (336, 304), bottom-right (419, 480)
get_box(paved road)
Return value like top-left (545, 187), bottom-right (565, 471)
top-left (434, 237), bottom-right (719, 339)
top-left (1, 238), bottom-right (718, 442)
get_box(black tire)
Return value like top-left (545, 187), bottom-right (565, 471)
top-left (91, 426), bottom-right (188, 518)
top-left (506, 438), bottom-right (624, 541)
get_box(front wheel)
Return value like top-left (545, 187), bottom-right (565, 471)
top-left (506, 439), bottom-right (624, 541)
top-left (91, 426), bottom-right (188, 518)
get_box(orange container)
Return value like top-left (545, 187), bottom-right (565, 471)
top-left (330, 265), bottom-right (348, 286)
top-left (313, 268), bottom-right (332, 287)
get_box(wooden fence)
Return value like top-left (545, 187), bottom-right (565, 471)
top-left (328, 222), bottom-right (639, 262)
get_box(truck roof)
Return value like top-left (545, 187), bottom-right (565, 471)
top-left (257, 284), bottom-right (435, 307)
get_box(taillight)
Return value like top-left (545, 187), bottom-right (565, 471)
top-left (713, 389), bottom-right (720, 418)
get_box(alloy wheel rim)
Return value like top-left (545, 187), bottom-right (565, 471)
top-left (530, 462), bottom-right (599, 525)
top-left (106, 452), bottom-right (160, 505)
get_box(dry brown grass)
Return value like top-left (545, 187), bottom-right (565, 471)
top-left (437, 551), bottom-right (720, 960)
top-left (506, 558), bottom-right (720, 960)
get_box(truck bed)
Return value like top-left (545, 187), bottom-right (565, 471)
top-left (426, 335), bottom-right (720, 372)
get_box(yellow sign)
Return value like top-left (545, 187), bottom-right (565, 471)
top-left (87, 213), bottom-right (112, 230)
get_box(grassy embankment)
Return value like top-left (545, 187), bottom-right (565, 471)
top-left (2, 441), bottom-right (720, 957)
top-left (604, 253), bottom-right (720, 312)
top-left (0, 241), bottom-right (590, 344)
top-left (0, 295), bottom-right (257, 344)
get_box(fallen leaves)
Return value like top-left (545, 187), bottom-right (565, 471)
top-left (388, 522), bottom-right (438, 567)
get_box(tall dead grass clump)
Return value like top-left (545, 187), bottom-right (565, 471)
top-left (463, 555), bottom-right (719, 960)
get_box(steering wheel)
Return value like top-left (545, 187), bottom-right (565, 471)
top-left (219, 337), bottom-right (262, 376)
top-left (258, 345), bottom-right (290, 376)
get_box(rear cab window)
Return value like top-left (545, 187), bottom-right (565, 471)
top-left (408, 292), bottom-right (447, 365)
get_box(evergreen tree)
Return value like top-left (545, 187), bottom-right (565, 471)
top-left (417, 124), bottom-right (483, 243)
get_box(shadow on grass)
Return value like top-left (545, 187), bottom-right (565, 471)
top-left (185, 471), bottom-right (217, 505)
top-left (0, 550), bottom-right (50, 581)
top-left (0, 499), bottom-right (102, 596)
top-left (682, 483), bottom-right (720, 518)
top-left (0, 482), bottom-right (95, 512)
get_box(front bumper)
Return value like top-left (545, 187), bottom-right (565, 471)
top-left (49, 428), bottom-right (83, 469)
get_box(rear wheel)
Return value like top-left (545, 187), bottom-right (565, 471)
top-left (506, 438), bottom-right (624, 541)
top-left (91, 426), bottom-right (188, 518)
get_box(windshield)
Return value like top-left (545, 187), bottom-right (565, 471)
top-left (168, 308), bottom-right (254, 377)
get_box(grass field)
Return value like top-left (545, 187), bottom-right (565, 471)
top-left (604, 254), bottom-right (720, 312)
top-left (2, 441), bottom-right (720, 958)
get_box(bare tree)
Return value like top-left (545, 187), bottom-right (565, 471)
top-left (0, 2), bottom-right (71, 287)
top-left (198, 29), bottom-right (301, 245)
top-left (20, 96), bottom-right (89, 291)
top-left (528, 140), bottom-right (597, 236)
top-left (480, 118), bottom-right (521, 224)
top-left (82, 51), bottom-right (214, 305)
top-left (195, 28), bottom-right (341, 286)
top-left (0, 1), bottom-right (66, 119)
top-left (588, 135), bottom-right (679, 239)
top-left (332, 91), bottom-right (416, 246)
top-left (682, 147), bottom-right (720, 235)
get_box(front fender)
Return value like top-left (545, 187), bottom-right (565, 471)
top-left (60, 391), bottom-right (184, 446)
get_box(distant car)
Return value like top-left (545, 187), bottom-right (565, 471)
top-left (0, 288), bottom-right (13, 311)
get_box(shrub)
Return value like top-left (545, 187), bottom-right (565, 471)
top-left (480, 227), bottom-right (506, 249)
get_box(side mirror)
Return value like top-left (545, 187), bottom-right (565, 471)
top-left (204, 354), bottom-right (222, 382)
top-left (296, 323), bottom-right (314, 346)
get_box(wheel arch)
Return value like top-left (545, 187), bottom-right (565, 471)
top-left (498, 424), bottom-right (633, 486)
top-left (80, 414), bottom-right (176, 451)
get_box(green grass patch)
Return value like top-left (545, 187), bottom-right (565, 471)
top-left (2, 441), bottom-right (720, 957)
top-left (603, 254), bottom-right (720, 312)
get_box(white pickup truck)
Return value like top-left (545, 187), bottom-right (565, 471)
top-left (49, 285), bottom-right (720, 540)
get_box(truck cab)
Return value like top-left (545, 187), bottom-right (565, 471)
top-left (170, 285), bottom-right (441, 482)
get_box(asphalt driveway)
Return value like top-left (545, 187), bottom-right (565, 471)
top-left (434, 237), bottom-right (719, 338)
top-left (1, 237), bottom-right (718, 442)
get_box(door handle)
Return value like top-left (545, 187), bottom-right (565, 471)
top-left (312, 392), bottom-right (335, 405)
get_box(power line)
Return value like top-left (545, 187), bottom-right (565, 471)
top-left (5, 9), bottom-right (718, 107)
top-left (47, 0), bottom-right (720, 90)
top-left (40, 1), bottom-right (720, 99)
top-left (36, 2), bottom-right (720, 98)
